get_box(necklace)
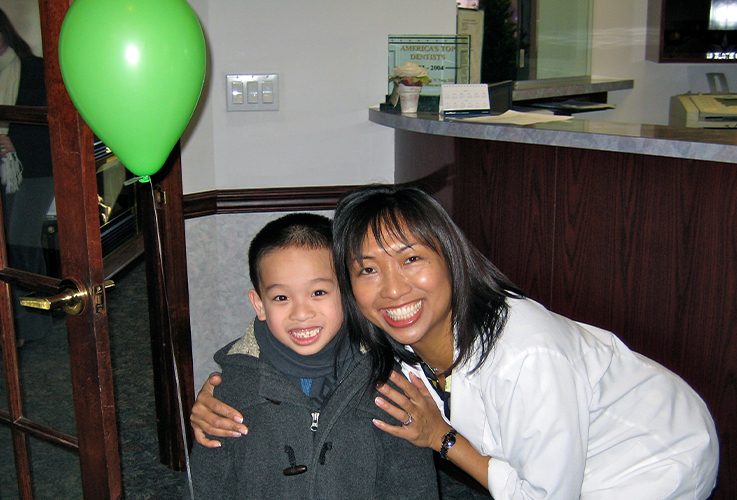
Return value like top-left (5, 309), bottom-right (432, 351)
top-left (421, 359), bottom-right (451, 376)
top-left (423, 360), bottom-right (440, 373)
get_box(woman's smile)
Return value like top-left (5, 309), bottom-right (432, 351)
top-left (382, 299), bottom-right (423, 326)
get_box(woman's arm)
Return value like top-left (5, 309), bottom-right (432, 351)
top-left (373, 371), bottom-right (491, 489)
top-left (481, 351), bottom-right (589, 499)
top-left (190, 372), bottom-right (249, 448)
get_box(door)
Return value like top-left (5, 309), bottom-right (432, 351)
top-left (0, 0), bottom-right (121, 497)
top-left (0, 1), bottom-right (194, 498)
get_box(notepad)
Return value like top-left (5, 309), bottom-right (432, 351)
top-left (440, 84), bottom-right (490, 115)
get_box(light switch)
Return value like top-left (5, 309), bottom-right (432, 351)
top-left (226, 74), bottom-right (279, 112)
top-left (231, 81), bottom-right (244, 104)
top-left (247, 81), bottom-right (259, 104)
top-left (262, 80), bottom-right (274, 104)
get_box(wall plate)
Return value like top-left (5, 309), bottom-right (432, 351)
top-left (226, 74), bottom-right (279, 111)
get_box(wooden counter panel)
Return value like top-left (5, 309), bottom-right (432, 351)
top-left (453, 137), bottom-right (557, 306)
top-left (395, 129), bottom-right (737, 500)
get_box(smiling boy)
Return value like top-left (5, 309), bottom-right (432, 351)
top-left (187, 213), bottom-right (438, 500)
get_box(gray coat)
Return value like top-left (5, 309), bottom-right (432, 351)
top-left (188, 325), bottom-right (439, 500)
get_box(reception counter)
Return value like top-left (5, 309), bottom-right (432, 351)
top-left (370, 108), bottom-right (736, 500)
top-left (369, 107), bottom-right (737, 163)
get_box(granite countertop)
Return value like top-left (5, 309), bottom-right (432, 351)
top-left (368, 107), bottom-right (737, 164)
top-left (512, 77), bottom-right (634, 102)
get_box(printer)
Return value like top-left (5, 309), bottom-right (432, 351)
top-left (669, 72), bottom-right (737, 129)
top-left (669, 93), bottom-right (737, 128)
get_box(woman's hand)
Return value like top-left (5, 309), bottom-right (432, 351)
top-left (373, 370), bottom-right (451, 451)
top-left (0, 135), bottom-right (15, 159)
top-left (375, 370), bottom-right (492, 490)
top-left (190, 372), bottom-right (248, 448)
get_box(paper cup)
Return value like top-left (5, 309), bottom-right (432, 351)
top-left (398, 84), bottom-right (422, 113)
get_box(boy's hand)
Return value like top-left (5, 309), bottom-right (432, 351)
top-left (190, 372), bottom-right (248, 448)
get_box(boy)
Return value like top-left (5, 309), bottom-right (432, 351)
top-left (188, 213), bottom-right (438, 499)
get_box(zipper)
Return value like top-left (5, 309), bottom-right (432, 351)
top-left (308, 349), bottom-right (364, 433)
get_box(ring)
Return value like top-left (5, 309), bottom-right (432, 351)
top-left (402, 412), bottom-right (413, 426)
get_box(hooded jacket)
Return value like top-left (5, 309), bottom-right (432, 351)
top-left (188, 322), bottom-right (439, 500)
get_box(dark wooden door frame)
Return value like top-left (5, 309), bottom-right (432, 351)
top-left (40, 1), bottom-right (122, 496)
top-left (140, 146), bottom-right (195, 470)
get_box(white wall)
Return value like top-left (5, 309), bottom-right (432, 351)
top-left (586, 0), bottom-right (737, 125)
top-left (180, 0), bottom-right (458, 194)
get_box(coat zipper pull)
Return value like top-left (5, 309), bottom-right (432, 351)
top-left (310, 411), bottom-right (320, 432)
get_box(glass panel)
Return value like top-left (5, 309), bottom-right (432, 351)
top-left (95, 145), bottom-right (140, 258)
top-left (388, 35), bottom-right (471, 96)
top-left (16, 309), bottom-right (76, 434)
top-left (0, 424), bottom-right (19, 500)
top-left (534, 0), bottom-right (591, 79)
top-left (478, 0), bottom-right (593, 82)
top-left (28, 436), bottom-right (82, 499)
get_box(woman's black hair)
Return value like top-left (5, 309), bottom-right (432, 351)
top-left (332, 184), bottom-right (525, 385)
top-left (0, 9), bottom-right (34, 60)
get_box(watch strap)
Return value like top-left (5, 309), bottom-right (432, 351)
top-left (439, 428), bottom-right (457, 460)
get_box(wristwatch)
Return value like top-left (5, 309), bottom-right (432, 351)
top-left (440, 428), bottom-right (457, 460)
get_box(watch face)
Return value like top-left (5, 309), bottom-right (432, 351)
top-left (443, 430), bottom-right (457, 448)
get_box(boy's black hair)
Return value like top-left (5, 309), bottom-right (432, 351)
top-left (248, 213), bottom-right (333, 294)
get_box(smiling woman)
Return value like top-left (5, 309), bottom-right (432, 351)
top-left (330, 184), bottom-right (720, 500)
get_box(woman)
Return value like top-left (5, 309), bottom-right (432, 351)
top-left (192, 184), bottom-right (719, 499)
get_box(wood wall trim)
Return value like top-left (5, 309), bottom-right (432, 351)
top-left (182, 185), bottom-right (359, 218)
top-left (0, 105), bottom-right (48, 125)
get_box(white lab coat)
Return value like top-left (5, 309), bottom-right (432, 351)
top-left (403, 298), bottom-right (719, 500)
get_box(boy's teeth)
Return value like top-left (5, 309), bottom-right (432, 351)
top-left (291, 327), bottom-right (320, 339)
top-left (386, 300), bottom-right (422, 321)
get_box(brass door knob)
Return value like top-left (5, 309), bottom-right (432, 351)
top-left (20, 279), bottom-right (114, 316)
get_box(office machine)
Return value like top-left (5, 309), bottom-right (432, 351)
top-left (669, 93), bottom-right (737, 128)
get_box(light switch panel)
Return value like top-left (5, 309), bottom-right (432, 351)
top-left (226, 74), bottom-right (279, 111)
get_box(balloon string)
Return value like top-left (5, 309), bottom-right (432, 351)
top-left (124, 175), bottom-right (151, 186)
top-left (147, 182), bottom-right (195, 499)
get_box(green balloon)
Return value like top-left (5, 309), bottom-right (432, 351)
top-left (59, 0), bottom-right (206, 177)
